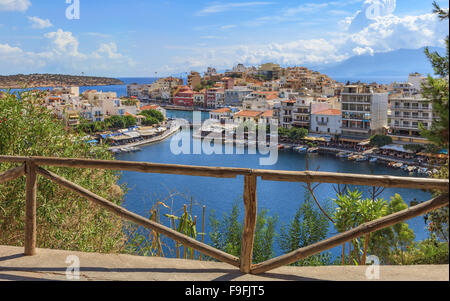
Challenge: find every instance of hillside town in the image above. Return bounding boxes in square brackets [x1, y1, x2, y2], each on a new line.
[127, 64, 438, 147]
[8, 63, 445, 168]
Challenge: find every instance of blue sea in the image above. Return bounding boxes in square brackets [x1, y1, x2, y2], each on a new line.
[116, 125, 433, 261]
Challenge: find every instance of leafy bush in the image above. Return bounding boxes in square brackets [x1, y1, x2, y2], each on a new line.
[370, 135, 393, 147]
[400, 239, 449, 265]
[209, 202, 277, 264]
[279, 193, 332, 266]
[141, 109, 165, 123]
[0, 90, 126, 253]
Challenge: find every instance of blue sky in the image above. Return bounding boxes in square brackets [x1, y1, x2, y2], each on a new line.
[0, 0, 448, 77]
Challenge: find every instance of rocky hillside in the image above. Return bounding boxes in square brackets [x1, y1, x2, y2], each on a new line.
[0, 74, 124, 89]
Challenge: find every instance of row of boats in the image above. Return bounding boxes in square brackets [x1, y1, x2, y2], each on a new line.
[110, 146, 142, 154]
[278, 145, 319, 154]
[336, 152, 436, 176]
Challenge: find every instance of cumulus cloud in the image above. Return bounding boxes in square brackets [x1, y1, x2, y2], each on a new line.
[44, 29, 84, 58]
[0, 29, 134, 75]
[159, 9, 448, 75]
[0, 0, 31, 11]
[93, 42, 124, 59]
[27, 16, 53, 29]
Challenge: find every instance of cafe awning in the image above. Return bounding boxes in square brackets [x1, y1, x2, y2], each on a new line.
[380, 144, 414, 154]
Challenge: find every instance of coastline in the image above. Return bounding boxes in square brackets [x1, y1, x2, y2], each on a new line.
[109, 123, 181, 151]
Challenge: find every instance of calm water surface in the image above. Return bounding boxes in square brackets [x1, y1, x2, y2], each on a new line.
[116, 119, 433, 260]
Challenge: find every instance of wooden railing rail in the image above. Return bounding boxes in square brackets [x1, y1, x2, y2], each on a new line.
[0, 155, 448, 275]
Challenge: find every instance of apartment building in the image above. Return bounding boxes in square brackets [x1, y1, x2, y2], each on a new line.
[225, 86, 253, 106]
[188, 71, 202, 89]
[389, 75, 435, 144]
[341, 85, 388, 142]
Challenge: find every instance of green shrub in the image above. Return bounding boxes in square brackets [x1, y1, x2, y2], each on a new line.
[0, 90, 126, 253]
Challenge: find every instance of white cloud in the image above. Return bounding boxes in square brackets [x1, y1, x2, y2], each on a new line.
[0, 29, 134, 76]
[0, 0, 31, 11]
[157, 10, 448, 75]
[352, 46, 374, 56]
[197, 2, 274, 16]
[93, 42, 123, 59]
[284, 3, 329, 16]
[44, 29, 84, 58]
[27, 16, 53, 29]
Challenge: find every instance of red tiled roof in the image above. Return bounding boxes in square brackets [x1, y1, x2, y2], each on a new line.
[212, 108, 231, 113]
[313, 109, 341, 116]
[141, 105, 160, 111]
[261, 110, 273, 117]
[235, 110, 263, 118]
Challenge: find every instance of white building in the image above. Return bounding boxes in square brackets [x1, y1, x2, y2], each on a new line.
[311, 109, 342, 136]
[341, 85, 388, 141]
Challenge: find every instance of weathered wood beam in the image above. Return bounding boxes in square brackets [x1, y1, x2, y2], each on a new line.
[36, 167, 240, 268]
[24, 161, 38, 256]
[240, 175, 258, 273]
[254, 170, 449, 192]
[251, 194, 449, 275]
[0, 165, 25, 185]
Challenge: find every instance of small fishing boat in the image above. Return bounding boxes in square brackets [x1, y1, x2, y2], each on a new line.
[348, 155, 359, 161]
[418, 167, 428, 175]
[295, 146, 308, 153]
[284, 145, 293, 151]
[407, 166, 418, 173]
[393, 163, 404, 169]
[369, 158, 378, 163]
[278, 144, 285, 150]
[337, 152, 350, 158]
[356, 155, 368, 162]
[129, 147, 141, 152]
[308, 147, 319, 154]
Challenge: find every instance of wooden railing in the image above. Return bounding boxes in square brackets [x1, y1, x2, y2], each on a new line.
[0, 155, 449, 274]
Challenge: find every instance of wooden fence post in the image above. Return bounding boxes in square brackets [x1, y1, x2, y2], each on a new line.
[24, 160, 37, 256]
[240, 175, 258, 274]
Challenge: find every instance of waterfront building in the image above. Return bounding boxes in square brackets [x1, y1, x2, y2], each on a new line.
[206, 87, 223, 109]
[234, 110, 263, 124]
[311, 109, 342, 136]
[224, 86, 253, 106]
[278, 97, 329, 130]
[193, 91, 206, 108]
[388, 75, 435, 144]
[341, 85, 389, 143]
[210, 107, 233, 122]
[215, 89, 225, 108]
[173, 86, 194, 107]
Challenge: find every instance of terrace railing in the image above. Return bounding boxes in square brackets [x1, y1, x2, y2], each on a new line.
[0, 155, 448, 274]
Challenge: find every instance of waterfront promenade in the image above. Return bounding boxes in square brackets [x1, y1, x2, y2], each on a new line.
[108, 122, 182, 151]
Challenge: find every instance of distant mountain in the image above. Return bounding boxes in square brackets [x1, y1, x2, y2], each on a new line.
[314, 47, 445, 78]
